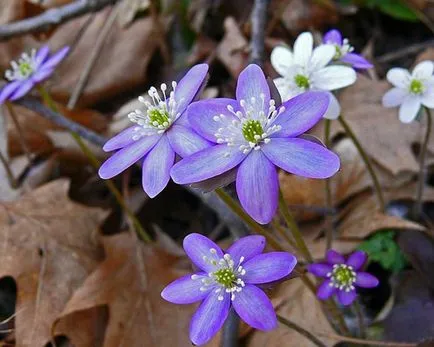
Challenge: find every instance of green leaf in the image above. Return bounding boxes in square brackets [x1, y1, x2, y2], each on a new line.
[379, 1, 419, 22]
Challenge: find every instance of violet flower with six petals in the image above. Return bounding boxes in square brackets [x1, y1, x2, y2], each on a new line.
[308, 250, 379, 306]
[98, 64, 211, 198]
[171, 64, 340, 224]
[161, 233, 297, 346]
[0, 45, 70, 104]
[323, 29, 373, 70]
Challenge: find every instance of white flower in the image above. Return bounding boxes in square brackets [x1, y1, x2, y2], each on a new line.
[270, 32, 357, 119]
[382, 61, 434, 123]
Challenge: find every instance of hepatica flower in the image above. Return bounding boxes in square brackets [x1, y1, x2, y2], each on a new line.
[0, 45, 70, 104]
[161, 233, 297, 345]
[308, 250, 379, 306]
[382, 60, 434, 123]
[270, 32, 357, 119]
[323, 29, 373, 70]
[98, 64, 211, 197]
[171, 64, 340, 224]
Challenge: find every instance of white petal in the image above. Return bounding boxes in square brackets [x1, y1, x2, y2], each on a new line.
[422, 87, 434, 108]
[273, 77, 292, 102]
[323, 92, 341, 119]
[382, 88, 407, 107]
[271, 46, 293, 76]
[412, 60, 434, 80]
[399, 97, 421, 123]
[387, 68, 411, 88]
[293, 32, 313, 66]
[310, 44, 336, 71]
[312, 66, 356, 91]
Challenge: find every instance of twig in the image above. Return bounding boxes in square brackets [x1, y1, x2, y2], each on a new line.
[316, 331, 416, 346]
[221, 308, 240, 347]
[0, 0, 117, 40]
[67, 4, 120, 109]
[5, 103, 33, 164]
[277, 315, 327, 347]
[376, 39, 434, 63]
[250, 0, 270, 66]
[16, 97, 106, 147]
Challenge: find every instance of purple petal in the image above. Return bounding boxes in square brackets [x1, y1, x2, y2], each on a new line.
[170, 144, 246, 184]
[337, 289, 357, 306]
[355, 272, 379, 288]
[323, 29, 342, 45]
[271, 91, 329, 138]
[307, 263, 333, 278]
[34, 45, 50, 67]
[9, 79, 34, 100]
[236, 150, 278, 224]
[175, 64, 209, 115]
[142, 135, 175, 198]
[39, 46, 70, 70]
[242, 252, 297, 284]
[0, 81, 22, 104]
[187, 98, 239, 142]
[232, 285, 277, 330]
[226, 235, 266, 265]
[190, 291, 230, 346]
[102, 126, 138, 152]
[346, 250, 367, 270]
[326, 250, 345, 264]
[317, 279, 336, 300]
[98, 135, 160, 179]
[183, 233, 224, 272]
[341, 53, 373, 70]
[166, 124, 211, 158]
[31, 67, 54, 83]
[236, 64, 270, 117]
[161, 273, 211, 304]
[261, 138, 340, 179]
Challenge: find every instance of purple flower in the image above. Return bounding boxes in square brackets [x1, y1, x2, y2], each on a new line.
[323, 29, 373, 70]
[0, 45, 70, 104]
[170, 64, 340, 224]
[308, 250, 379, 306]
[161, 233, 297, 345]
[98, 64, 211, 198]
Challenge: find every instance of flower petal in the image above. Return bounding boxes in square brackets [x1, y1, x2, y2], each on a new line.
[98, 135, 160, 179]
[166, 124, 211, 158]
[323, 91, 341, 119]
[293, 32, 313, 66]
[341, 53, 373, 70]
[326, 250, 345, 264]
[232, 285, 277, 330]
[161, 273, 211, 304]
[236, 64, 270, 117]
[312, 66, 356, 91]
[34, 45, 50, 67]
[422, 88, 434, 108]
[399, 97, 421, 123]
[190, 291, 230, 346]
[242, 252, 297, 284]
[323, 29, 342, 45]
[174, 63, 209, 115]
[412, 60, 434, 80]
[31, 67, 54, 83]
[273, 77, 293, 102]
[346, 250, 367, 270]
[355, 272, 379, 288]
[170, 144, 246, 184]
[183, 233, 224, 272]
[307, 263, 333, 277]
[271, 91, 329, 138]
[310, 44, 335, 70]
[102, 126, 138, 152]
[9, 79, 35, 100]
[40, 46, 70, 70]
[187, 98, 239, 142]
[142, 135, 175, 198]
[387, 68, 411, 88]
[382, 88, 407, 107]
[226, 235, 266, 265]
[236, 150, 278, 224]
[0, 81, 22, 104]
[270, 46, 294, 76]
[317, 279, 336, 300]
[337, 289, 357, 306]
[262, 138, 340, 179]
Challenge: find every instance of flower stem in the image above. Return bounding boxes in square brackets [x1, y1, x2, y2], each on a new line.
[338, 116, 386, 212]
[272, 219, 297, 249]
[277, 315, 327, 347]
[324, 118, 334, 251]
[353, 299, 366, 338]
[278, 190, 313, 262]
[36, 86, 151, 242]
[413, 107, 432, 219]
[221, 308, 239, 347]
[0, 150, 18, 188]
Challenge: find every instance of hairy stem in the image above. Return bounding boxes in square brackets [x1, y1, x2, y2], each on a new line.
[353, 299, 366, 338]
[277, 315, 327, 347]
[5, 102, 33, 163]
[0, 150, 17, 189]
[324, 118, 334, 251]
